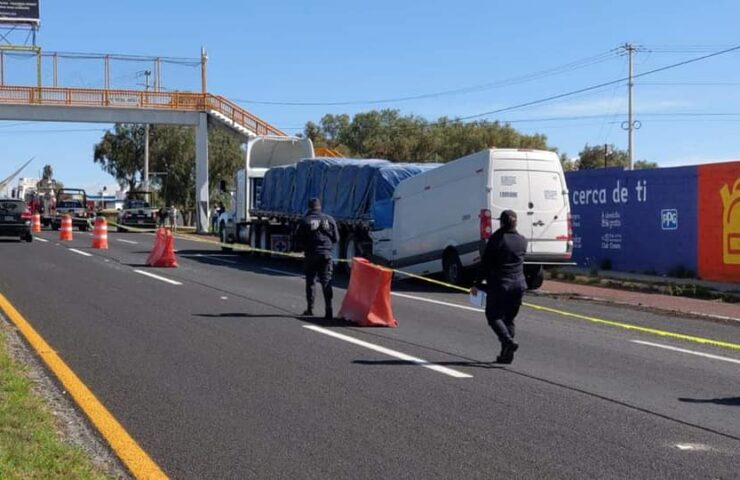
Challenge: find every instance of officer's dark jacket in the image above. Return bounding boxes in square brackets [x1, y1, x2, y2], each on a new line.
[295, 208, 338, 257]
[476, 227, 528, 292]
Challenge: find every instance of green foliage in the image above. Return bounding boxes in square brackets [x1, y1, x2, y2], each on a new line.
[93, 124, 243, 223]
[0, 331, 109, 479]
[577, 144, 629, 170]
[634, 159, 658, 170]
[577, 144, 658, 170]
[304, 109, 550, 162]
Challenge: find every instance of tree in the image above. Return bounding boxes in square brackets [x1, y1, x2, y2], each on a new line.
[93, 124, 145, 191]
[634, 159, 658, 169]
[559, 153, 576, 172]
[36, 164, 62, 190]
[576, 144, 629, 170]
[304, 109, 550, 162]
[93, 124, 243, 224]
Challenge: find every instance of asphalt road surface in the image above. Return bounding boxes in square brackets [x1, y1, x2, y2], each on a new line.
[1, 230, 739, 479]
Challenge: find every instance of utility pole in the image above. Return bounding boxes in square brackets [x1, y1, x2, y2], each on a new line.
[620, 43, 642, 170]
[144, 70, 151, 191]
[604, 144, 609, 169]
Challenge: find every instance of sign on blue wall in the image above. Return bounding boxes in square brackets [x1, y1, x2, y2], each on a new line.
[565, 166, 698, 275]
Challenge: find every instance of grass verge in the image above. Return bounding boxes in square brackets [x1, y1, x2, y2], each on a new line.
[0, 328, 110, 480]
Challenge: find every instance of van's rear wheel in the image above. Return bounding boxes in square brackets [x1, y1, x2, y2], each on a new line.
[442, 249, 464, 285]
[525, 264, 544, 290]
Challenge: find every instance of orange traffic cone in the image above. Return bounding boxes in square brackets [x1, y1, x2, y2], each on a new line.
[59, 215, 73, 241]
[91, 217, 108, 249]
[31, 213, 41, 233]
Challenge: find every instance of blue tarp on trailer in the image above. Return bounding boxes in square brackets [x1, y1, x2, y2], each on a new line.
[260, 158, 440, 223]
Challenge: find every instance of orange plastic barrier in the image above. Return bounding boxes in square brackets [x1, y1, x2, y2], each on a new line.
[91, 217, 108, 249]
[145, 228, 178, 268]
[59, 215, 73, 241]
[338, 257, 398, 327]
[31, 213, 41, 233]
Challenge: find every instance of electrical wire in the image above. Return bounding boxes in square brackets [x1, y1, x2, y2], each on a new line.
[233, 49, 621, 106]
[460, 44, 740, 120]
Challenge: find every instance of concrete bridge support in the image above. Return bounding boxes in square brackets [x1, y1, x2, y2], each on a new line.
[195, 112, 209, 233]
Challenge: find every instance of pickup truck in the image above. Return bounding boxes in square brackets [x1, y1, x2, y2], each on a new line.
[51, 189, 91, 232]
[117, 191, 159, 232]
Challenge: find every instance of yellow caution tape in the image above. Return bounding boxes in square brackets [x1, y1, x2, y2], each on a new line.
[108, 220, 740, 351]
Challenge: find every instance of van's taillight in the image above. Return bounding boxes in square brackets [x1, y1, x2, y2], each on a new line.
[21, 211, 32, 220]
[480, 209, 492, 240]
[556, 214, 574, 241]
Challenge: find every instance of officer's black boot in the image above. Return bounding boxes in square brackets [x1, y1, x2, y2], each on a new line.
[324, 306, 333, 321]
[302, 304, 314, 317]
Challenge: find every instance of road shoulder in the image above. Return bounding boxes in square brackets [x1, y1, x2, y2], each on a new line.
[0, 312, 128, 479]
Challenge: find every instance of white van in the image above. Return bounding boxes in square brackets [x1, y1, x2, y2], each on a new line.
[370, 148, 572, 289]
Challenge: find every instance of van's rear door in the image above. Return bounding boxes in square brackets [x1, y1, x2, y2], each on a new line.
[491, 168, 532, 238]
[527, 168, 569, 255]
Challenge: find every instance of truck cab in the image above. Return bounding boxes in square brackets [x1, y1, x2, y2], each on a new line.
[220, 136, 314, 247]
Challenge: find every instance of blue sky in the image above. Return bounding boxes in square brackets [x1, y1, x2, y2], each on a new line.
[2, 0, 740, 193]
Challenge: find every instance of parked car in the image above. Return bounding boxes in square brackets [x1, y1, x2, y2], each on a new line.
[0, 198, 33, 242]
[117, 191, 159, 232]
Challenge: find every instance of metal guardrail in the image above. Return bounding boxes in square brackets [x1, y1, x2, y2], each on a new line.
[0, 85, 285, 136]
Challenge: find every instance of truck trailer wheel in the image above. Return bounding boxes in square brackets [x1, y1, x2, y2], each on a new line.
[259, 227, 270, 257]
[442, 249, 464, 285]
[340, 234, 358, 273]
[220, 223, 233, 251]
[525, 264, 544, 290]
[249, 225, 258, 254]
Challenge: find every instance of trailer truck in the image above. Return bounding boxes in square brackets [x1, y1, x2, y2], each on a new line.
[220, 137, 572, 289]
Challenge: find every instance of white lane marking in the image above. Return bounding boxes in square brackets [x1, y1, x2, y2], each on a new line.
[263, 267, 301, 277]
[631, 340, 740, 365]
[188, 253, 238, 264]
[68, 248, 93, 257]
[392, 292, 483, 313]
[34, 237, 49, 243]
[116, 239, 138, 245]
[220, 296, 228, 300]
[133, 269, 183, 286]
[262, 267, 483, 313]
[304, 325, 472, 379]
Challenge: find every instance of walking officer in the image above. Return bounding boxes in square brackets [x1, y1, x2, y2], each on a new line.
[296, 198, 339, 320]
[471, 209, 528, 364]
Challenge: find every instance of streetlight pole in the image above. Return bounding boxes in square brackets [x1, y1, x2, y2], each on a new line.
[144, 70, 151, 191]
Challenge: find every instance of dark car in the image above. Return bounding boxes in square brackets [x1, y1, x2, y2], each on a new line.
[0, 199, 33, 242]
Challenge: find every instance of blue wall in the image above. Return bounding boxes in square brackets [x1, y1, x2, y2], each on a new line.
[565, 166, 698, 274]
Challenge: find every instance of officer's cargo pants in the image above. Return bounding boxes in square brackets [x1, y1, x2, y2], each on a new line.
[305, 254, 333, 311]
[485, 288, 523, 344]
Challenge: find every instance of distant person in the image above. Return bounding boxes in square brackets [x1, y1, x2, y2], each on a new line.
[158, 206, 168, 228]
[471, 210, 528, 364]
[168, 205, 178, 232]
[295, 198, 338, 320]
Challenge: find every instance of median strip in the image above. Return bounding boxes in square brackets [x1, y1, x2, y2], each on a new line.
[0, 292, 167, 479]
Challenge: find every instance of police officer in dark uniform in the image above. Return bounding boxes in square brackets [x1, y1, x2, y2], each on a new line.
[296, 198, 339, 320]
[471, 209, 528, 364]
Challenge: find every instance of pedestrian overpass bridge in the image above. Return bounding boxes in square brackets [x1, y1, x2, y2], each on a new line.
[0, 84, 287, 232]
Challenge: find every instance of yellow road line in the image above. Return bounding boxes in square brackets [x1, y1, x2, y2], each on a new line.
[112, 222, 740, 352]
[523, 302, 740, 351]
[0, 292, 168, 480]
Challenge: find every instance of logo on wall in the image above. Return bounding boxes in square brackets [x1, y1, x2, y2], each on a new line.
[721, 179, 740, 265]
[660, 209, 678, 230]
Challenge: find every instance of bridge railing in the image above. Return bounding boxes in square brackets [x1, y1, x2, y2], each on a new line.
[0, 85, 284, 136]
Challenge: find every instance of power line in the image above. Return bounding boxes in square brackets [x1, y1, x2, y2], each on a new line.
[460, 44, 740, 120]
[233, 49, 620, 106]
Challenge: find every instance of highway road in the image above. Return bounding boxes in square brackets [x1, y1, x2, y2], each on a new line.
[1, 230, 739, 479]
